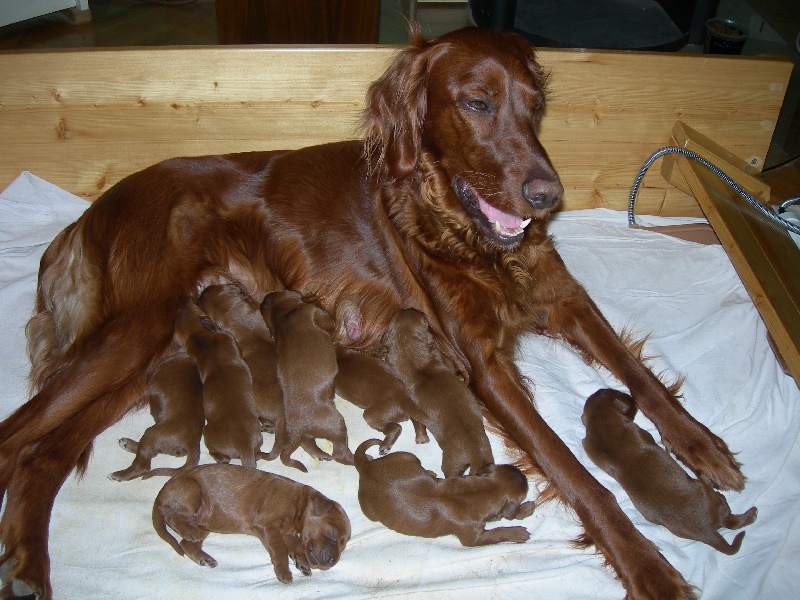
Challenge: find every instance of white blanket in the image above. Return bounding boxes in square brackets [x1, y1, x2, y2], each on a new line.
[1, 172, 798, 599]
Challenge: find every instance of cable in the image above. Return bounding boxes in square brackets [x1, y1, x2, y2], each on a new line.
[628, 146, 800, 237]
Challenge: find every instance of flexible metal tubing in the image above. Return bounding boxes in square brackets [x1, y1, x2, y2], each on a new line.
[627, 146, 800, 237]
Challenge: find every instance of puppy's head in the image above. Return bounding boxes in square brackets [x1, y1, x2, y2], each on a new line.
[260, 289, 302, 325]
[382, 308, 439, 366]
[299, 494, 351, 571]
[475, 463, 530, 518]
[582, 389, 637, 428]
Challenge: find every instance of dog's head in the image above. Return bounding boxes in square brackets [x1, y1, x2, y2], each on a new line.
[364, 26, 562, 253]
[298, 493, 351, 571]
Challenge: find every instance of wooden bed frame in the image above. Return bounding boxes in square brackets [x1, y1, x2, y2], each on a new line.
[0, 44, 792, 216]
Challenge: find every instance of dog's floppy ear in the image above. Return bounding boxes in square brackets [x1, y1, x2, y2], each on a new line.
[310, 494, 335, 517]
[363, 28, 439, 181]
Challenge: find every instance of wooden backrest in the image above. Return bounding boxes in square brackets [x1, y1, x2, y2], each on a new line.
[0, 45, 791, 214]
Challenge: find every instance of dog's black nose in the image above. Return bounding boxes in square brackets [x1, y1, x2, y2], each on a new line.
[522, 178, 563, 210]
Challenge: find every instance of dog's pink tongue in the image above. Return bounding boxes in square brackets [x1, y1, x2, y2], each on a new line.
[478, 197, 523, 230]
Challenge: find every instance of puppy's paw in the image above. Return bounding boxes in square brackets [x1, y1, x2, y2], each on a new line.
[274, 566, 293, 584]
[117, 438, 138, 453]
[512, 501, 536, 520]
[293, 556, 312, 577]
[197, 556, 218, 569]
[503, 526, 530, 543]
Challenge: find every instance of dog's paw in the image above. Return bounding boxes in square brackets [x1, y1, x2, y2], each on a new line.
[504, 526, 530, 543]
[663, 431, 745, 492]
[0, 556, 47, 599]
[621, 554, 699, 600]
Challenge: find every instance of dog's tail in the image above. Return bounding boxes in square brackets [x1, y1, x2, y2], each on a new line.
[354, 439, 382, 473]
[152, 497, 185, 557]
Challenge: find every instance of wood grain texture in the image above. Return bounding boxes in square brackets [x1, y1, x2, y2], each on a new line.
[0, 45, 792, 209]
[677, 154, 800, 385]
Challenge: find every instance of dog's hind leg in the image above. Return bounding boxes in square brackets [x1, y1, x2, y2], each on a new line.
[0, 311, 174, 454]
[0, 380, 145, 600]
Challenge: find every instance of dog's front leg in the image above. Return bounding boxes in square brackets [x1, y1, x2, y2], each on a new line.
[471, 351, 697, 599]
[547, 294, 744, 492]
[253, 524, 293, 583]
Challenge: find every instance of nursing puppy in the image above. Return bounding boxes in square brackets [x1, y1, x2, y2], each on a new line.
[152, 463, 351, 583]
[109, 348, 204, 481]
[174, 300, 263, 468]
[582, 389, 757, 554]
[197, 284, 284, 433]
[355, 439, 534, 545]
[335, 345, 430, 454]
[261, 290, 354, 472]
[382, 308, 493, 477]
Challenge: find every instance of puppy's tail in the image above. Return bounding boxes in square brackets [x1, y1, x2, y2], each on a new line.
[152, 497, 185, 557]
[354, 439, 382, 473]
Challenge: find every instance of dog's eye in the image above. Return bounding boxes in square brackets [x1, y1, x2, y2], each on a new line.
[463, 99, 491, 113]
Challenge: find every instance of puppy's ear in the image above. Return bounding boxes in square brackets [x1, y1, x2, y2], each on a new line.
[311, 306, 336, 334]
[309, 494, 335, 517]
[612, 393, 638, 420]
[198, 314, 218, 333]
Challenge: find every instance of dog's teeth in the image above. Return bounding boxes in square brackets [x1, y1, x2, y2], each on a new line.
[494, 220, 501, 232]
[521, 218, 532, 229]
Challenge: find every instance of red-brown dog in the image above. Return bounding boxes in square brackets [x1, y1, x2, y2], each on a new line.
[261, 290, 353, 472]
[197, 283, 284, 433]
[174, 300, 263, 468]
[108, 348, 204, 481]
[152, 463, 351, 583]
[355, 439, 534, 546]
[335, 345, 429, 454]
[382, 308, 493, 477]
[582, 389, 757, 554]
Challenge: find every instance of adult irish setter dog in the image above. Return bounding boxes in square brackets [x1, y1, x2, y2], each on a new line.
[0, 26, 742, 599]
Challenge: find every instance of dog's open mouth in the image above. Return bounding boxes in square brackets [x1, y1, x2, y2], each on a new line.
[453, 176, 531, 246]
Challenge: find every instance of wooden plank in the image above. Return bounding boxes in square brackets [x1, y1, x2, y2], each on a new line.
[676, 154, 800, 385]
[661, 121, 772, 202]
[0, 45, 792, 210]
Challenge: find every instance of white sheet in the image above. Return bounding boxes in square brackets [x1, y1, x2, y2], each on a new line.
[1, 172, 798, 599]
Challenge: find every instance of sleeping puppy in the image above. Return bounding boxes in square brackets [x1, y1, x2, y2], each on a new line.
[582, 388, 757, 554]
[109, 348, 204, 481]
[335, 345, 430, 454]
[355, 439, 534, 546]
[197, 283, 284, 433]
[152, 463, 351, 583]
[381, 308, 494, 477]
[260, 290, 354, 472]
[174, 299, 264, 468]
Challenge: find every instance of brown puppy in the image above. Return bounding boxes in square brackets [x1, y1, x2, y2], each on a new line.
[355, 439, 534, 545]
[174, 300, 263, 468]
[335, 345, 429, 454]
[582, 389, 757, 554]
[382, 308, 493, 477]
[109, 348, 204, 481]
[261, 290, 354, 472]
[197, 284, 284, 433]
[152, 463, 351, 583]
